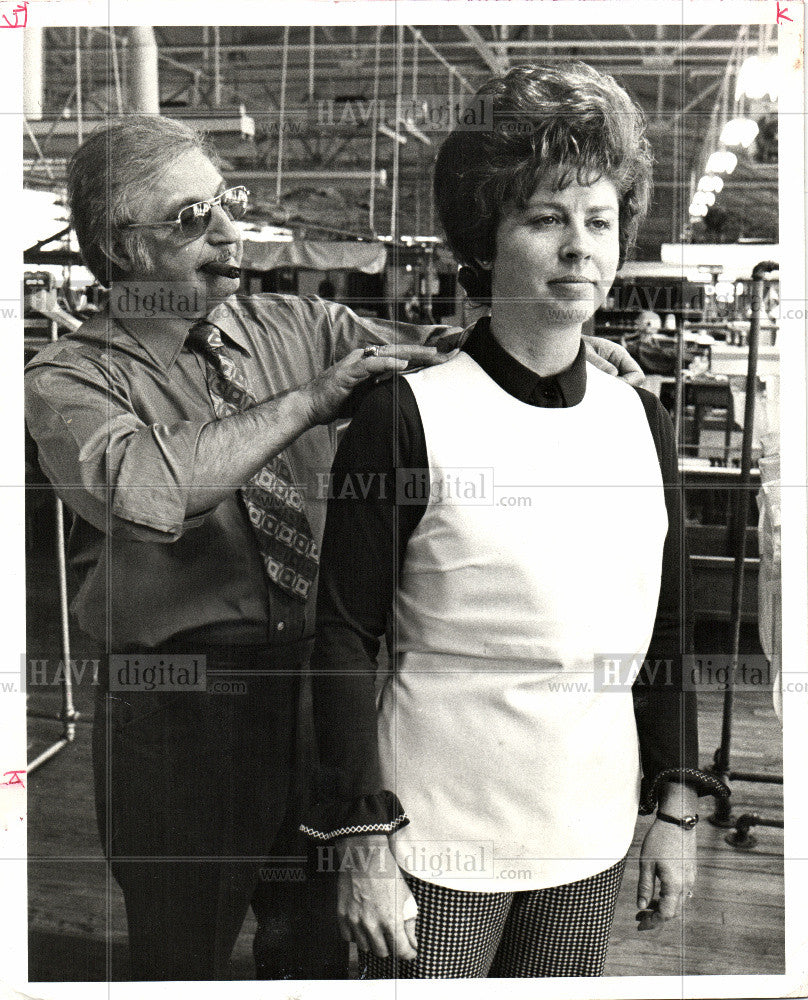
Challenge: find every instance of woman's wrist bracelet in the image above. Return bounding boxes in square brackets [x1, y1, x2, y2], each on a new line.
[656, 810, 699, 830]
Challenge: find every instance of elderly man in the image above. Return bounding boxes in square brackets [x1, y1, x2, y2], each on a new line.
[24, 115, 642, 981]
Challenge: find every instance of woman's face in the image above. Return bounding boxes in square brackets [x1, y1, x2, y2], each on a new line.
[489, 174, 621, 331]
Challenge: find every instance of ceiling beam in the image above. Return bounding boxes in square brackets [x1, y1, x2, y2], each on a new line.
[44, 29, 776, 58]
[688, 25, 717, 42]
[474, 38, 775, 52]
[406, 27, 475, 92]
[669, 79, 721, 123]
[457, 25, 509, 74]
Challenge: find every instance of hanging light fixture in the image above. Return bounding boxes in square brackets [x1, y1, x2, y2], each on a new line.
[689, 202, 708, 218]
[697, 174, 725, 193]
[720, 117, 759, 147]
[735, 55, 780, 102]
[706, 150, 738, 175]
[693, 190, 716, 208]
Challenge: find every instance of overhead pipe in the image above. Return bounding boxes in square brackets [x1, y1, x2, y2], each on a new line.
[228, 169, 387, 185]
[127, 27, 160, 114]
[23, 25, 44, 120]
[64, 38, 769, 56]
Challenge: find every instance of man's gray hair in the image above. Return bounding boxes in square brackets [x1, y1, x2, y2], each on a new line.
[67, 115, 212, 284]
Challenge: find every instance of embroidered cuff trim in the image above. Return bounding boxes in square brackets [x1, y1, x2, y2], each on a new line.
[299, 813, 409, 842]
[639, 767, 731, 815]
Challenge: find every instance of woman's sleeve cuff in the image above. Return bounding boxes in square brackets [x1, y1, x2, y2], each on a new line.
[639, 767, 731, 815]
[299, 790, 409, 842]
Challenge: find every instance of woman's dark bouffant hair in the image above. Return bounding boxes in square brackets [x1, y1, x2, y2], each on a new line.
[434, 62, 654, 302]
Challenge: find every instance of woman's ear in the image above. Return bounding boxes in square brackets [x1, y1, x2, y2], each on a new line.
[457, 264, 492, 302]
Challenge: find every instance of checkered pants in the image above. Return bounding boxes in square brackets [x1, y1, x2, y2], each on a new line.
[359, 857, 626, 979]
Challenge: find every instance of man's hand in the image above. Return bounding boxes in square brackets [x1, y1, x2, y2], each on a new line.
[302, 345, 458, 426]
[636, 819, 697, 927]
[335, 834, 418, 960]
[582, 335, 645, 387]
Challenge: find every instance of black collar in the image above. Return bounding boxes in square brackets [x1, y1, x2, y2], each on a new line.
[462, 315, 587, 407]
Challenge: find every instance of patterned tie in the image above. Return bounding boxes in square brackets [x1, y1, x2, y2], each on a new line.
[187, 321, 319, 602]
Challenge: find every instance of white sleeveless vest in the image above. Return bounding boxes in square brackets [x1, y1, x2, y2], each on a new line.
[379, 352, 669, 891]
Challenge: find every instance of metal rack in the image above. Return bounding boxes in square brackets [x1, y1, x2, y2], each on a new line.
[707, 260, 783, 849]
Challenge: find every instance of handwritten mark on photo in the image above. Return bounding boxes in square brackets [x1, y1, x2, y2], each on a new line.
[0, 2, 27, 28]
[776, 2, 793, 24]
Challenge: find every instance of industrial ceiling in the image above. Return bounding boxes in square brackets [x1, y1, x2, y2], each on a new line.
[24, 24, 779, 262]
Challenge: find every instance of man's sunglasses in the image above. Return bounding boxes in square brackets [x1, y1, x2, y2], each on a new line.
[124, 186, 250, 238]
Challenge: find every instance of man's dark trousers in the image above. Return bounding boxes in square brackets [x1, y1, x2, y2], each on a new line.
[92, 637, 348, 980]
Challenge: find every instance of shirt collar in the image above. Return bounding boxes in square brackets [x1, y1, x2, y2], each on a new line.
[83, 295, 253, 372]
[462, 315, 587, 407]
[201, 297, 253, 358]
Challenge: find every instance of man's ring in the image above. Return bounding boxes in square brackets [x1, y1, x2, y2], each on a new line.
[362, 345, 380, 358]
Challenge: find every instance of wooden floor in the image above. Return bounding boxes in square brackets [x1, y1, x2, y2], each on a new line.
[25, 520, 784, 981]
[606, 688, 784, 977]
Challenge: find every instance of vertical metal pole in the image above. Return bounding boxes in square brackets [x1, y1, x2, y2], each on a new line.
[55, 501, 76, 741]
[27, 320, 78, 774]
[711, 261, 775, 819]
[120, 35, 128, 98]
[673, 321, 685, 453]
[367, 27, 382, 238]
[411, 33, 418, 102]
[75, 27, 83, 145]
[422, 246, 435, 323]
[390, 25, 404, 243]
[308, 26, 315, 100]
[275, 27, 289, 203]
[201, 24, 209, 82]
[414, 144, 422, 236]
[110, 28, 123, 113]
[213, 27, 221, 108]
[50, 317, 76, 742]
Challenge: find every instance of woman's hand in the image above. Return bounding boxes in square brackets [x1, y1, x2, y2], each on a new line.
[582, 334, 645, 386]
[336, 834, 418, 960]
[637, 819, 697, 926]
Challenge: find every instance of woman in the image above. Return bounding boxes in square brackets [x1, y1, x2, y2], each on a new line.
[302, 63, 728, 979]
